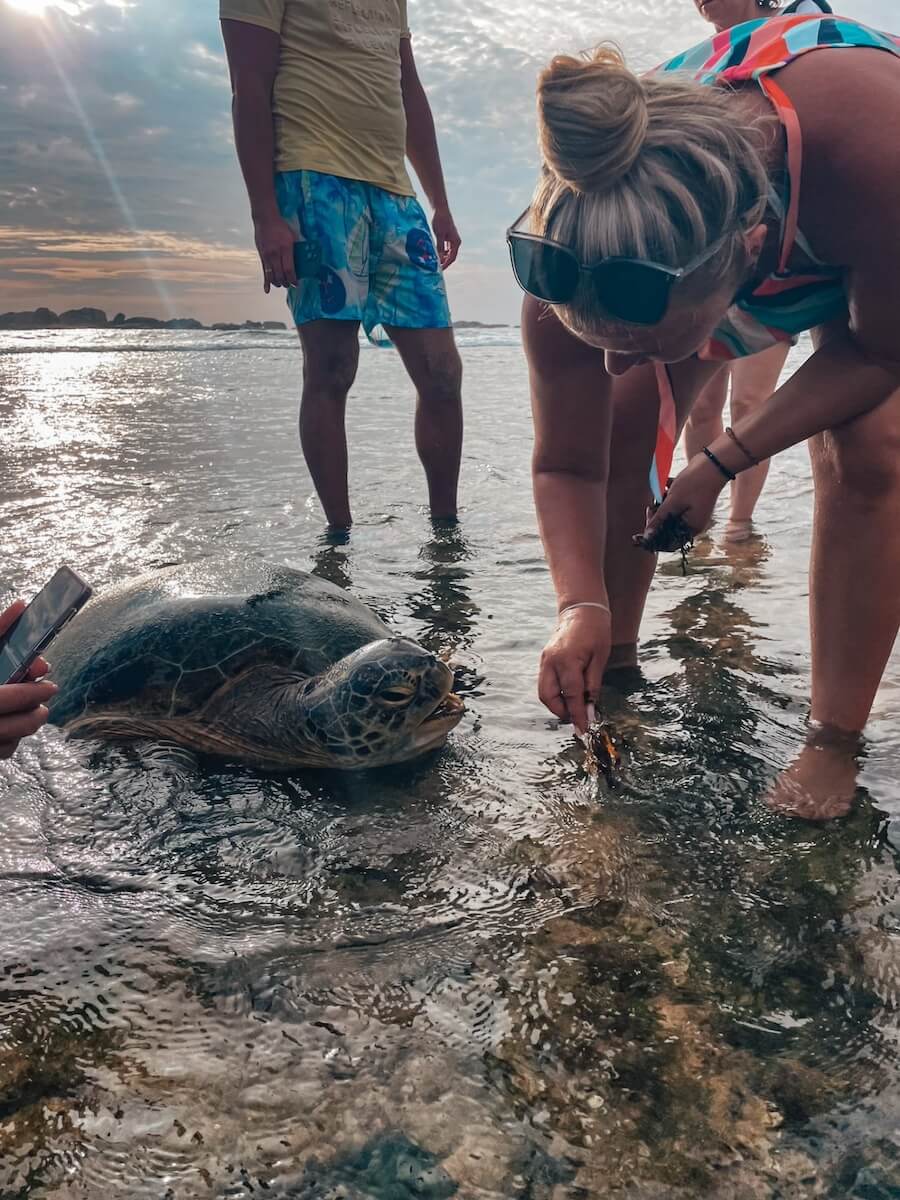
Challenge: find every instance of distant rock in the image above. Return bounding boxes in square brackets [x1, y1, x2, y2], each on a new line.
[120, 316, 165, 328]
[0, 308, 60, 329]
[0, 307, 309, 333]
[59, 307, 107, 328]
[454, 320, 507, 329]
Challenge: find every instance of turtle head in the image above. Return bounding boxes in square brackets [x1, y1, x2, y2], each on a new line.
[296, 638, 464, 768]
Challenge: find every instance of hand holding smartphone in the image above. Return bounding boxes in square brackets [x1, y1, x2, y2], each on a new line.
[0, 567, 92, 685]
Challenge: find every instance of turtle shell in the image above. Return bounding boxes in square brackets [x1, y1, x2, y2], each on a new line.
[48, 555, 391, 727]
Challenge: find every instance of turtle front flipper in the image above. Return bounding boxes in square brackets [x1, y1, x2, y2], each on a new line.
[65, 709, 329, 771]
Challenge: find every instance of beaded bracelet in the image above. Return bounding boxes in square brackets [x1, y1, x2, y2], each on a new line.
[702, 446, 736, 482]
[725, 426, 759, 467]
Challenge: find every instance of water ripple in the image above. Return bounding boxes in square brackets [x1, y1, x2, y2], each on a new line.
[2, 335, 899, 1197]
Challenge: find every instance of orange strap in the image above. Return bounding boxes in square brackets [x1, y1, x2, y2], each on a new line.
[649, 364, 677, 505]
[759, 74, 804, 273]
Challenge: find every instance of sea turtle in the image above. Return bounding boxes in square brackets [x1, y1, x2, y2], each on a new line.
[47, 556, 464, 770]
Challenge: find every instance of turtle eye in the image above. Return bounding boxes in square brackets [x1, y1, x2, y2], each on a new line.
[378, 683, 417, 707]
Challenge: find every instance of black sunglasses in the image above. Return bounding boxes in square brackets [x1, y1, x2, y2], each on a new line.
[506, 209, 732, 326]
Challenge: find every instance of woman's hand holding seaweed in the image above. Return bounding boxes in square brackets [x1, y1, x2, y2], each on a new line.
[634, 453, 729, 553]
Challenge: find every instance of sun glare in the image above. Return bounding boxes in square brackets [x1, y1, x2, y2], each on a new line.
[7, 0, 82, 16]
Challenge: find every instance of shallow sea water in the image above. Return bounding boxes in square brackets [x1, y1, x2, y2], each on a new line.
[1, 328, 900, 1199]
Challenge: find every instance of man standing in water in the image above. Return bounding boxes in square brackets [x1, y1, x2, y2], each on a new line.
[220, 0, 463, 531]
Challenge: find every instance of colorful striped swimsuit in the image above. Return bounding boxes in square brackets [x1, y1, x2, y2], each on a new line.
[649, 14, 900, 504]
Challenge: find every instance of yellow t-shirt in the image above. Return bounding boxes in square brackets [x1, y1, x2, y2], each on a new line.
[220, 0, 413, 196]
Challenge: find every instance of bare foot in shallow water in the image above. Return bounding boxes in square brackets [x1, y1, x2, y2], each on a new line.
[765, 728, 862, 822]
[723, 517, 754, 543]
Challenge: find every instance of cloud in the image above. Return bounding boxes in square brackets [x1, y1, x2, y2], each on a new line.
[0, 0, 896, 323]
[0, 224, 266, 321]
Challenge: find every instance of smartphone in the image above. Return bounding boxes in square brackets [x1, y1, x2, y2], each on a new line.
[1, 567, 92, 685]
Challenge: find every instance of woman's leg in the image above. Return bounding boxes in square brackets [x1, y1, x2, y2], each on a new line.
[682, 368, 729, 465]
[606, 359, 726, 669]
[725, 343, 790, 536]
[604, 366, 666, 667]
[768, 378, 900, 820]
[807, 387, 900, 734]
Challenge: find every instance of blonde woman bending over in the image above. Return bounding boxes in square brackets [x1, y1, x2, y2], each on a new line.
[511, 10, 900, 819]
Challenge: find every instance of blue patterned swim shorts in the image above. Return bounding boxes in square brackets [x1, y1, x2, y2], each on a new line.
[275, 170, 452, 345]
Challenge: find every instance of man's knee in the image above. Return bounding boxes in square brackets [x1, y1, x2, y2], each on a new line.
[415, 347, 463, 404]
[303, 354, 358, 399]
[301, 329, 360, 398]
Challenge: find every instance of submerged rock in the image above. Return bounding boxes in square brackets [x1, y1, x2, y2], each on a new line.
[0, 993, 124, 1194]
[295, 1134, 458, 1199]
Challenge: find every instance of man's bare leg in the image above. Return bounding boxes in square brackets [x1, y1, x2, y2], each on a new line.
[297, 319, 361, 530]
[385, 325, 463, 521]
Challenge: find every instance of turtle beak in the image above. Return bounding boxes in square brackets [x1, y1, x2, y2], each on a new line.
[418, 658, 465, 744]
[412, 691, 464, 753]
[422, 690, 465, 728]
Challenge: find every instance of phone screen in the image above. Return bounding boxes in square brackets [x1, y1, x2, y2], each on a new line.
[0, 568, 92, 684]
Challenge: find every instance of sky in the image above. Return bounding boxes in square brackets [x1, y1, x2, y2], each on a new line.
[0, 0, 894, 326]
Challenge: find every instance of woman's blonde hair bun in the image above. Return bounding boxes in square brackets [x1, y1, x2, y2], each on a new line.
[537, 46, 649, 195]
